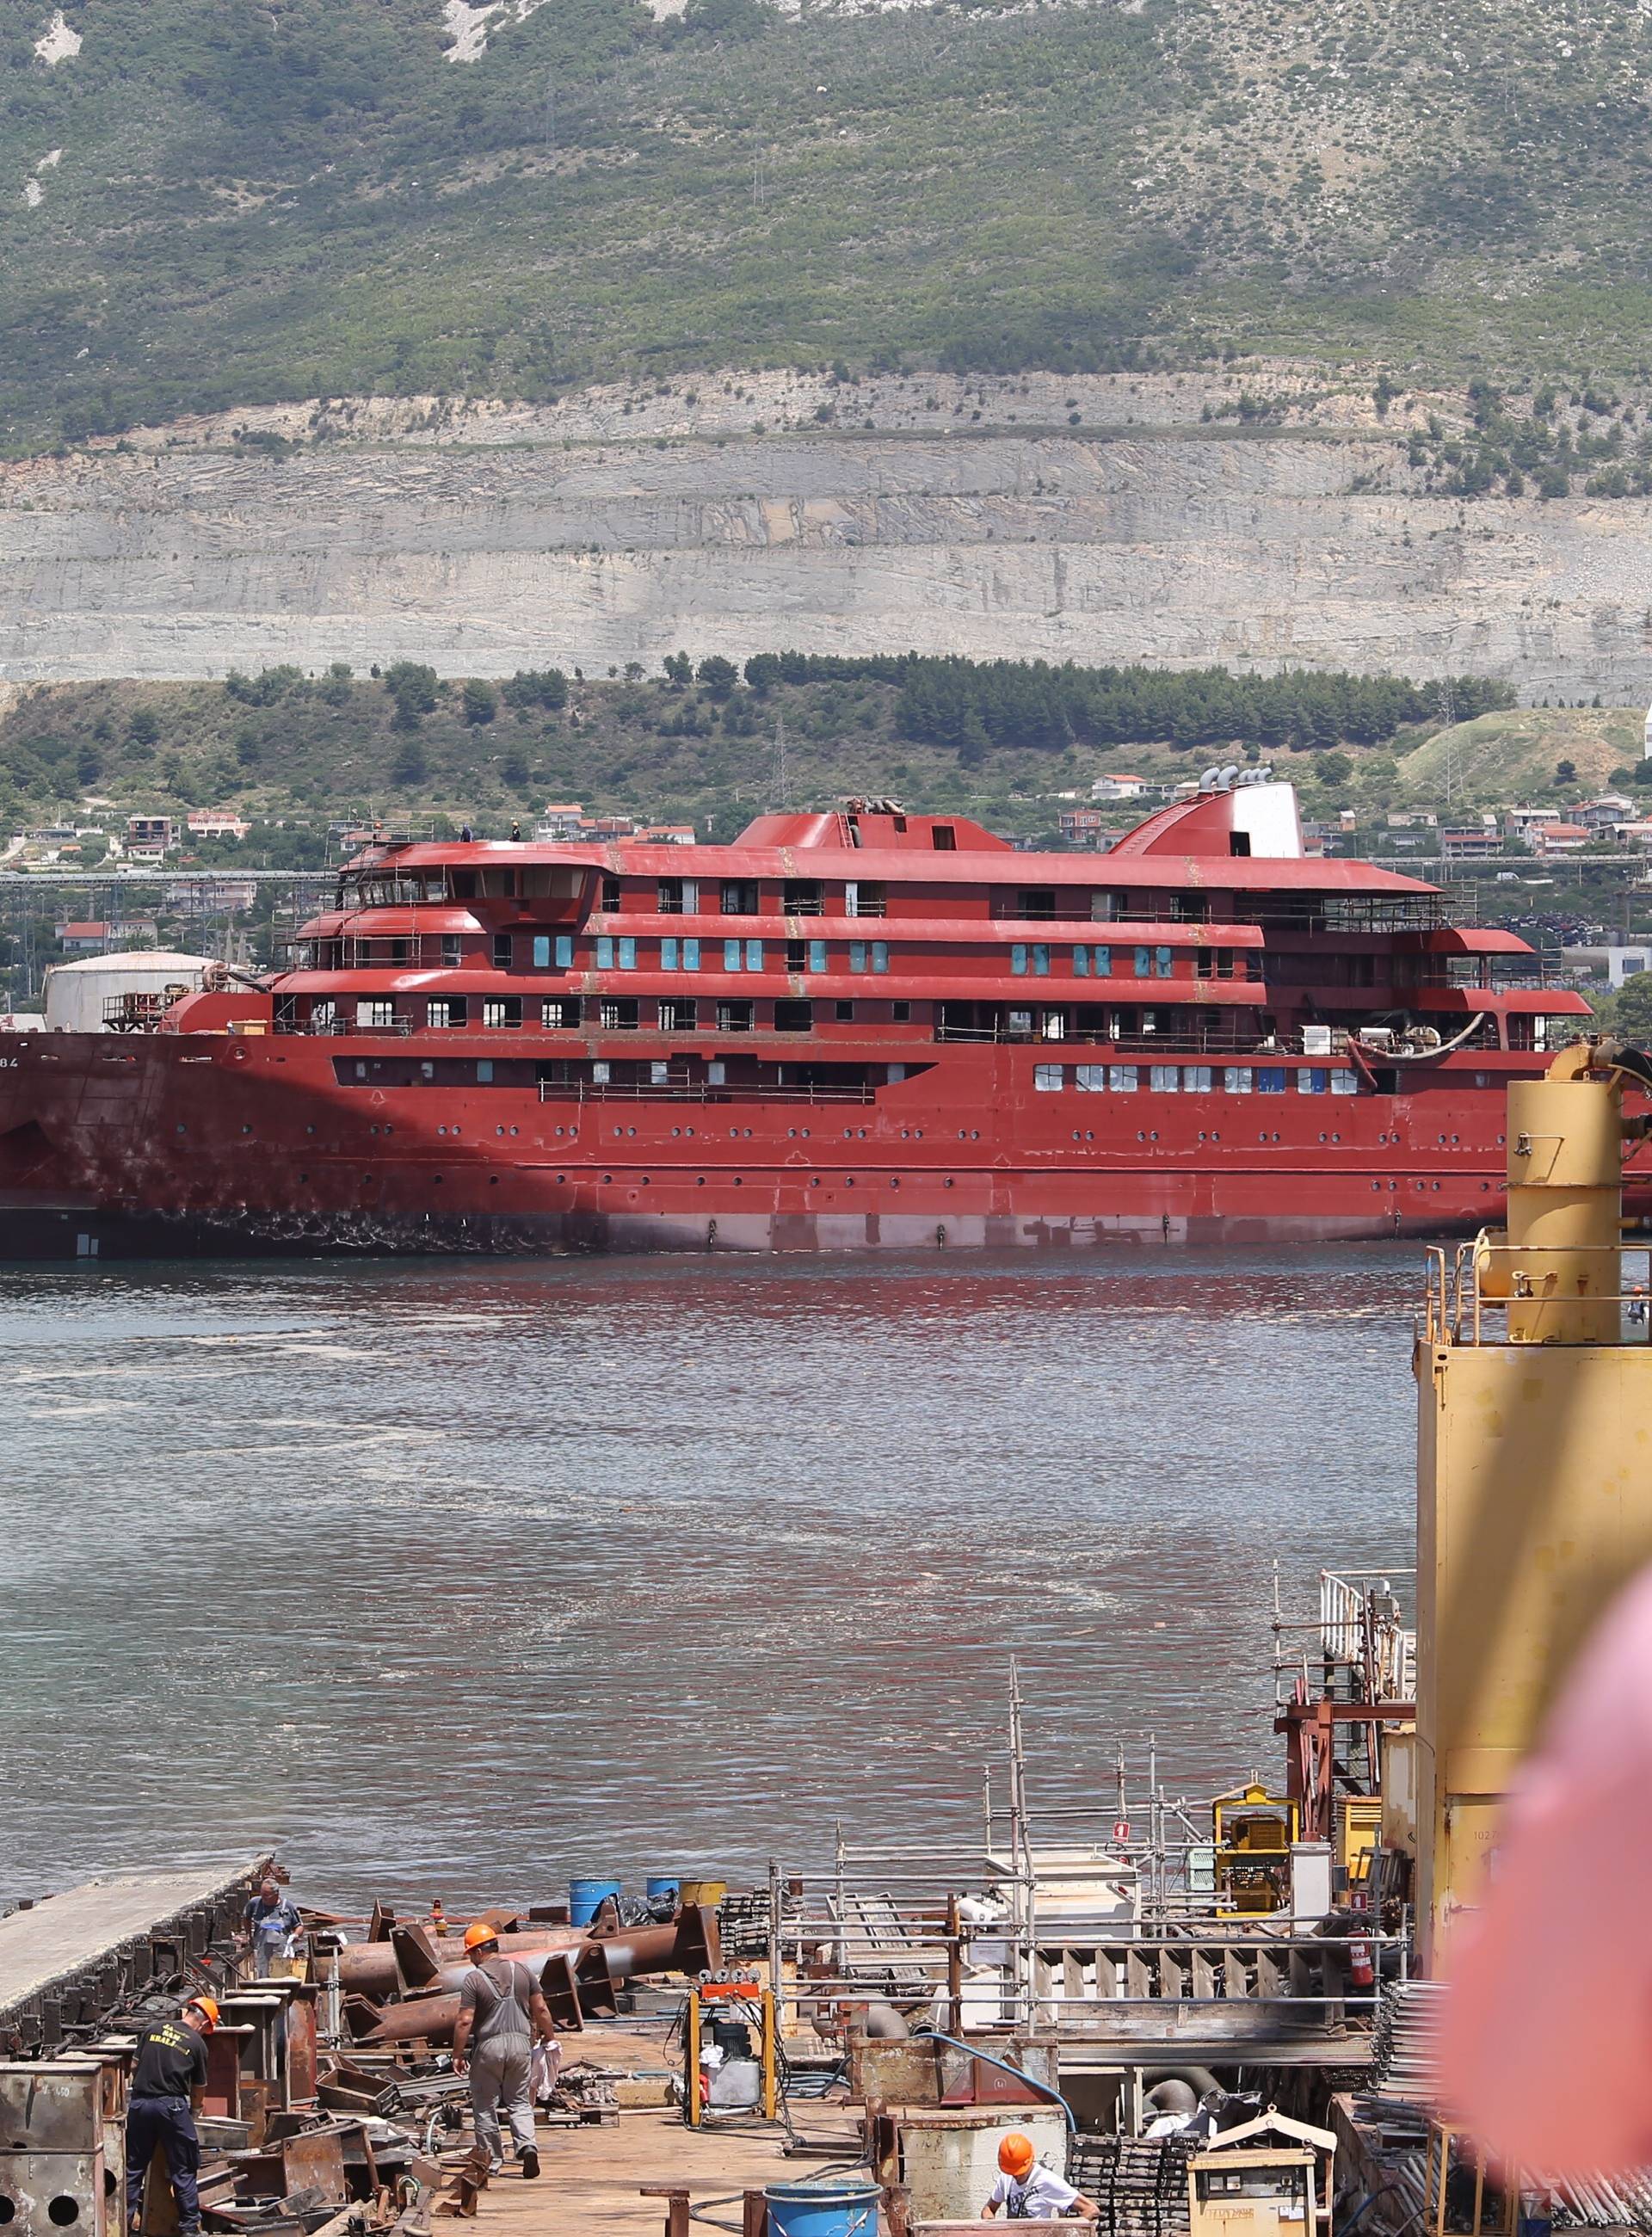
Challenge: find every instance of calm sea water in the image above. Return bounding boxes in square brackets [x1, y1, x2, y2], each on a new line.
[0, 1249, 1421, 1911]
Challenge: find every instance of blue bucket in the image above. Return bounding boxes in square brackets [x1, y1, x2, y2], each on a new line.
[763, 2176, 881, 2237]
[645, 1876, 681, 1901]
[568, 1877, 622, 1926]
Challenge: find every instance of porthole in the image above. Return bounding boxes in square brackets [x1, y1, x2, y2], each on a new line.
[734, 1176, 743, 1186]
[497, 1125, 506, 1137]
[176, 1124, 187, 1136]
[890, 1177, 899, 1189]
[943, 1177, 954, 1188]
[602, 1173, 613, 1183]
[1085, 1131, 1094, 1143]
[671, 1127, 681, 1138]
[509, 1125, 518, 1137]
[810, 1176, 821, 1186]
[557, 1173, 565, 1182]
[489, 1175, 500, 1186]
[555, 1125, 564, 1137]
[696, 1176, 706, 1186]
[847, 1177, 856, 1187]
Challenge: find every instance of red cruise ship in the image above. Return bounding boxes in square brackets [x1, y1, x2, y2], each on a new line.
[0, 780, 1599, 1259]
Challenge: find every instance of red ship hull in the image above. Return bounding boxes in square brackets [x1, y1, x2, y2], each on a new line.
[0, 1027, 1566, 1260]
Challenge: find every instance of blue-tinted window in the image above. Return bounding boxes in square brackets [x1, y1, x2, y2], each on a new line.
[1155, 946, 1174, 978]
[746, 940, 764, 972]
[724, 939, 743, 972]
[808, 940, 828, 973]
[556, 934, 573, 969]
[1256, 1067, 1288, 1094]
[662, 938, 680, 971]
[1075, 945, 1111, 977]
[532, 934, 551, 968]
[1029, 944, 1049, 977]
[1134, 946, 1151, 977]
[683, 938, 700, 970]
[850, 941, 869, 973]
[872, 942, 889, 974]
[1011, 945, 1029, 976]
[618, 937, 637, 971]
[596, 936, 614, 969]
[1297, 1067, 1329, 1095]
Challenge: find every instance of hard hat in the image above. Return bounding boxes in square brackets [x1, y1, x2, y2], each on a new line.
[185, 1995, 220, 2031]
[463, 1921, 499, 1952]
[998, 2133, 1036, 2179]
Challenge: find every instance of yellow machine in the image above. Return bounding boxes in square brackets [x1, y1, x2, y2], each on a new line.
[1211, 1786, 1300, 1915]
[1187, 2110, 1337, 2237]
[682, 1977, 778, 2129]
[1415, 1038, 1652, 1963]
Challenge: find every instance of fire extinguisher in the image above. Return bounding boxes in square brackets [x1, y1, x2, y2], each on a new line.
[1347, 1934, 1375, 1990]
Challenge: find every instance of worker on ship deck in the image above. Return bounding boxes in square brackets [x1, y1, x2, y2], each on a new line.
[241, 1876, 304, 1979]
[981, 2133, 1100, 2221]
[452, 1921, 558, 2178]
[125, 1995, 218, 2237]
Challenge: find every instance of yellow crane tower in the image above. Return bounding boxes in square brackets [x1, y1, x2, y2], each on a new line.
[1415, 1037, 1652, 1966]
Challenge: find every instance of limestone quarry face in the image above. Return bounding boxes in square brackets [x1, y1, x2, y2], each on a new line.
[3, 373, 1649, 694]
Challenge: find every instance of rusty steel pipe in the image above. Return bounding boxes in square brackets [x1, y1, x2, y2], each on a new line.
[332, 1927, 586, 2000]
[361, 1911, 718, 2045]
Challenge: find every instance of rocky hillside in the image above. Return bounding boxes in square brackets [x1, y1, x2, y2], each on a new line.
[6, 375, 1652, 694]
[9, 0, 1652, 449]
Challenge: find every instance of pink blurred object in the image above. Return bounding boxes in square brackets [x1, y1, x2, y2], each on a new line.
[1442, 1562, 1652, 2174]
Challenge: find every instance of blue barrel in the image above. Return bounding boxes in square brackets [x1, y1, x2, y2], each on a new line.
[645, 1876, 681, 1901]
[568, 1877, 622, 1926]
[763, 2177, 881, 2237]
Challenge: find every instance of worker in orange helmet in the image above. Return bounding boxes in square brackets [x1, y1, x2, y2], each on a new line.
[451, 1922, 558, 2180]
[982, 2130, 1099, 2221]
[125, 1996, 219, 2237]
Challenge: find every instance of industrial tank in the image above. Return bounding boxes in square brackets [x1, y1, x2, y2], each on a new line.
[42, 952, 212, 1033]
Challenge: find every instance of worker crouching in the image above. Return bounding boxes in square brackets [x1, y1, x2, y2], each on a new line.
[451, 1921, 558, 2178]
[126, 1995, 219, 2237]
[982, 2132, 1100, 2222]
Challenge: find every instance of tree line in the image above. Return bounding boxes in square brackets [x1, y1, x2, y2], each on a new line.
[742, 652, 1513, 758]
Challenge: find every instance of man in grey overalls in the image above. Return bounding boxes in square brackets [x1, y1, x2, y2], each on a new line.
[450, 1922, 558, 2178]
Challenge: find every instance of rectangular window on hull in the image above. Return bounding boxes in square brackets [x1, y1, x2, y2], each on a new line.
[601, 876, 622, 910]
[427, 997, 468, 1029]
[492, 934, 512, 970]
[774, 999, 813, 1032]
[357, 999, 395, 1028]
[784, 880, 823, 915]
[721, 881, 759, 915]
[1109, 1064, 1139, 1093]
[661, 937, 702, 970]
[1332, 1068, 1358, 1095]
[1298, 1068, 1330, 1095]
[717, 1000, 753, 1032]
[1076, 1064, 1106, 1092]
[835, 1000, 855, 1022]
[722, 939, 763, 972]
[1034, 1064, 1064, 1092]
[441, 936, 462, 968]
[1150, 1064, 1180, 1093]
[1225, 1067, 1254, 1094]
[1185, 1065, 1214, 1092]
[809, 940, 827, 973]
[658, 878, 698, 914]
[659, 997, 699, 1032]
[619, 937, 637, 970]
[532, 934, 575, 969]
[483, 998, 521, 1029]
[1074, 946, 1113, 977]
[1256, 1067, 1288, 1094]
[600, 997, 638, 1030]
[541, 997, 578, 1028]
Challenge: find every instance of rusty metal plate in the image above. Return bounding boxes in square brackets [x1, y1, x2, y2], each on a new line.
[284, 1999, 317, 2108]
[0, 2147, 109, 2237]
[0, 2066, 105, 2154]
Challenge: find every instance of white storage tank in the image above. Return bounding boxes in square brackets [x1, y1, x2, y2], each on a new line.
[897, 2107, 1071, 2222]
[43, 952, 213, 1034]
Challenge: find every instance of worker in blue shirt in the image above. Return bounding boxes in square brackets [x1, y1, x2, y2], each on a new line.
[241, 1879, 304, 1979]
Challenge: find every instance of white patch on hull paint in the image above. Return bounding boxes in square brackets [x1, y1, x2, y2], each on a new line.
[441, 0, 551, 62]
[34, 11, 81, 65]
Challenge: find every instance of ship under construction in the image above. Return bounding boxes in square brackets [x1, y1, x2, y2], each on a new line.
[0, 776, 1595, 1259]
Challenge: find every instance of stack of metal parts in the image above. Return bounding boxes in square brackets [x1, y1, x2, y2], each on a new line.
[1369, 1979, 1447, 2107]
[1068, 2135, 1194, 2237]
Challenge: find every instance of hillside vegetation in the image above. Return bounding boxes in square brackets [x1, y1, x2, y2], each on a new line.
[11, 0, 1652, 449]
[1395, 708, 1647, 804]
[0, 656, 1507, 844]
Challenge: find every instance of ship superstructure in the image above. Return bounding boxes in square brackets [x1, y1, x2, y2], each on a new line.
[0, 780, 1592, 1256]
